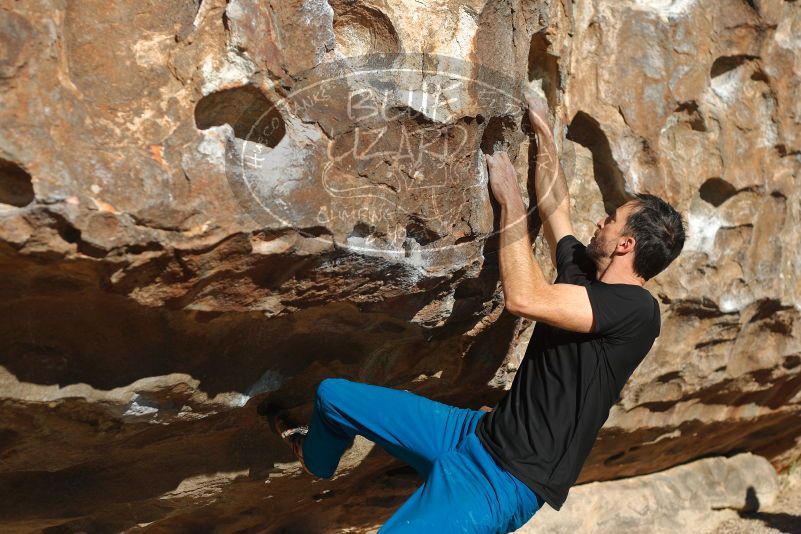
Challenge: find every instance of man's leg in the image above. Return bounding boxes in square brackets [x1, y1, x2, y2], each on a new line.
[379, 432, 545, 533]
[302, 377, 480, 479]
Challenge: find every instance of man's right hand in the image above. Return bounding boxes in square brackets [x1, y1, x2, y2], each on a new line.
[523, 85, 573, 271]
[525, 90, 550, 132]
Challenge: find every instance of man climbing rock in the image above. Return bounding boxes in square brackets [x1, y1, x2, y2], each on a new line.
[261, 92, 686, 533]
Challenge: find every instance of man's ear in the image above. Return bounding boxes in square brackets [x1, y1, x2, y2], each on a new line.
[621, 235, 636, 253]
[616, 234, 635, 253]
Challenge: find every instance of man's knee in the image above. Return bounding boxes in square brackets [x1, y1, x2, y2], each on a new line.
[305, 452, 337, 480]
[315, 377, 349, 407]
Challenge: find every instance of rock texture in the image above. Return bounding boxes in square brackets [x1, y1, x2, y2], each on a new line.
[515, 452, 780, 534]
[708, 461, 801, 534]
[0, 0, 799, 532]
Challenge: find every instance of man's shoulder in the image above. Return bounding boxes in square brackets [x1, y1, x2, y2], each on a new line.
[585, 282, 661, 339]
[556, 233, 583, 248]
[555, 234, 586, 260]
[555, 235, 595, 284]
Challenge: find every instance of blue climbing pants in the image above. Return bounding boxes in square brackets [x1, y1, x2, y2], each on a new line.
[302, 377, 545, 533]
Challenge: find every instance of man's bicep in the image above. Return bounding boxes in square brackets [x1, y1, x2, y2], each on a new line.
[509, 283, 595, 333]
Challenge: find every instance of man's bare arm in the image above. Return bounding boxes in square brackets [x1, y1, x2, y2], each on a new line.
[485, 151, 595, 333]
[527, 94, 574, 270]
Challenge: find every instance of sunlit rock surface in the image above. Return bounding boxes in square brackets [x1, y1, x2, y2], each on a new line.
[0, 0, 799, 531]
[516, 453, 780, 534]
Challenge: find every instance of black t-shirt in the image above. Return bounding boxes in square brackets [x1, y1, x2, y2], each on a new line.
[475, 234, 661, 511]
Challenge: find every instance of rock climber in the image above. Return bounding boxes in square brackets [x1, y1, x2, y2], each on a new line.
[260, 91, 686, 533]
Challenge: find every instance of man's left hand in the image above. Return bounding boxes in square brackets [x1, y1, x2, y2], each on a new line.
[485, 151, 521, 207]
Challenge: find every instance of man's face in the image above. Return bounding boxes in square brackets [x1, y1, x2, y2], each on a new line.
[586, 201, 637, 263]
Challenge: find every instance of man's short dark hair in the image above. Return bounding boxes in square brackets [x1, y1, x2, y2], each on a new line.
[623, 192, 686, 281]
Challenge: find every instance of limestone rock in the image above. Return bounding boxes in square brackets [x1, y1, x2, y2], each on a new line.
[515, 453, 780, 534]
[0, 0, 799, 532]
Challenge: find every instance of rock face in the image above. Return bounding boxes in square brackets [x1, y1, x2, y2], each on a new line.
[0, 0, 799, 532]
[515, 453, 780, 534]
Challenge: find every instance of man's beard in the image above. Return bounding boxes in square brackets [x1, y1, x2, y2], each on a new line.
[586, 236, 607, 262]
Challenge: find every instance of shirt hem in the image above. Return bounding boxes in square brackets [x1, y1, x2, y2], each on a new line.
[475, 423, 566, 512]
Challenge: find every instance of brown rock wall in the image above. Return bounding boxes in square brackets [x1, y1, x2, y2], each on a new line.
[0, 0, 799, 531]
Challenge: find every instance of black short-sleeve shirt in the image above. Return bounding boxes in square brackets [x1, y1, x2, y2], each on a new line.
[475, 234, 661, 511]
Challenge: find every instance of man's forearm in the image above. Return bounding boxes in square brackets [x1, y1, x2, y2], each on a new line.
[498, 196, 550, 311]
[530, 112, 570, 223]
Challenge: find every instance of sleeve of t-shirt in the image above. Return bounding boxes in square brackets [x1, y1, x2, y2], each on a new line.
[585, 284, 656, 341]
[555, 234, 594, 285]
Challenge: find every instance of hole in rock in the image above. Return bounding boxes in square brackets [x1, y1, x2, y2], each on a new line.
[750, 69, 769, 83]
[348, 221, 373, 239]
[527, 31, 560, 110]
[656, 371, 682, 383]
[783, 356, 801, 370]
[565, 111, 629, 213]
[0, 158, 34, 207]
[195, 85, 286, 147]
[674, 101, 707, 132]
[749, 298, 794, 323]
[51, 215, 107, 258]
[404, 219, 440, 246]
[480, 115, 519, 155]
[710, 55, 757, 79]
[330, 0, 401, 56]
[699, 177, 737, 207]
